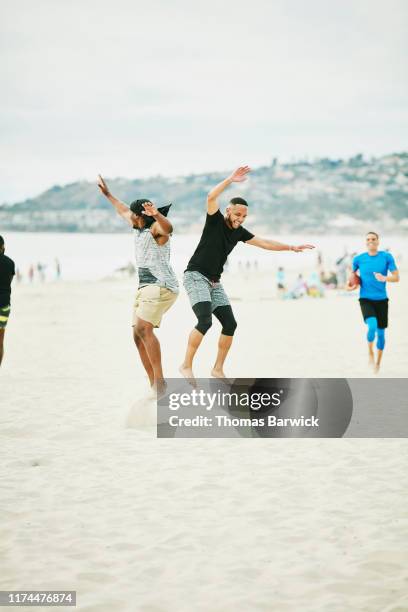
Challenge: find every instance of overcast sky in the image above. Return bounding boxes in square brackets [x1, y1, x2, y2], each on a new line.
[1, 0, 407, 202]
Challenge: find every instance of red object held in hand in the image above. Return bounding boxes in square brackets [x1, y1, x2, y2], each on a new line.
[348, 271, 361, 288]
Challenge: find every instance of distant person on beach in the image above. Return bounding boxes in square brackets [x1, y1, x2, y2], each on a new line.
[307, 271, 324, 297]
[276, 266, 286, 297]
[317, 250, 323, 273]
[37, 262, 46, 282]
[179, 166, 314, 381]
[97, 175, 178, 395]
[0, 236, 15, 366]
[336, 251, 350, 288]
[320, 270, 338, 289]
[55, 258, 61, 280]
[348, 231, 399, 374]
[285, 273, 308, 300]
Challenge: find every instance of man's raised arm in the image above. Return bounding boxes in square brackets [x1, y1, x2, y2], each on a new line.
[207, 166, 251, 215]
[97, 174, 133, 226]
[142, 203, 173, 237]
[246, 236, 315, 252]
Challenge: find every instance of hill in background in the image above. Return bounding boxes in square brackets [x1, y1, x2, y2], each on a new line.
[1, 153, 407, 234]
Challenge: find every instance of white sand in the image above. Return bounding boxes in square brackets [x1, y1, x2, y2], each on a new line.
[1, 277, 407, 611]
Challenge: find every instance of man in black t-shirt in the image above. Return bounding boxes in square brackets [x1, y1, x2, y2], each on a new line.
[179, 166, 315, 381]
[0, 236, 16, 366]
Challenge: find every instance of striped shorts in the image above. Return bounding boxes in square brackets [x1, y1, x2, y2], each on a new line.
[0, 305, 11, 329]
[183, 271, 230, 310]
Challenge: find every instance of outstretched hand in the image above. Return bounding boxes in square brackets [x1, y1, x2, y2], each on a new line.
[97, 174, 110, 196]
[228, 166, 251, 183]
[141, 202, 158, 217]
[291, 244, 315, 252]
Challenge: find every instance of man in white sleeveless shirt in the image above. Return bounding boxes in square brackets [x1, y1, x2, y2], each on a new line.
[97, 175, 178, 394]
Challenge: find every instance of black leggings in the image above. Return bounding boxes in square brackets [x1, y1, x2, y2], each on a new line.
[192, 302, 237, 336]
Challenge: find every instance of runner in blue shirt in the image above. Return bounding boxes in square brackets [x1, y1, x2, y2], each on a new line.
[349, 232, 399, 373]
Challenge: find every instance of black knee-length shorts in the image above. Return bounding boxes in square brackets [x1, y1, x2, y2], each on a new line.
[359, 298, 389, 329]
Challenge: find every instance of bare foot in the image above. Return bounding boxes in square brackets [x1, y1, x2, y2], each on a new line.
[179, 364, 197, 387]
[374, 363, 380, 375]
[147, 386, 156, 399]
[148, 380, 168, 400]
[368, 352, 375, 369]
[156, 379, 168, 398]
[210, 368, 232, 384]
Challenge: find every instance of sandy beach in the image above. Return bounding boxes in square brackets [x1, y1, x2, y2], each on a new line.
[1, 277, 407, 611]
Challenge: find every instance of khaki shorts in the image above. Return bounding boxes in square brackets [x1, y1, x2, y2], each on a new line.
[132, 285, 178, 328]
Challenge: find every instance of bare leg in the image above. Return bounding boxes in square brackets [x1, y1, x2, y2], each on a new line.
[211, 334, 233, 379]
[133, 327, 154, 386]
[180, 302, 212, 382]
[374, 349, 383, 374]
[0, 329, 4, 366]
[179, 328, 204, 382]
[134, 318, 165, 393]
[211, 305, 237, 379]
[368, 341, 375, 368]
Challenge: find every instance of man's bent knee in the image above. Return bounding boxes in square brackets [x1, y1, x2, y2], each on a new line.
[222, 319, 237, 336]
[133, 319, 153, 339]
[213, 305, 237, 336]
[195, 317, 212, 335]
[365, 316, 377, 343]
[377, 328, 386, 351]
[192, 301, 212, 335]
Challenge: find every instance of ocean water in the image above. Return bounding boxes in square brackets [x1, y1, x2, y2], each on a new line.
[3, 231, 406, 282]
